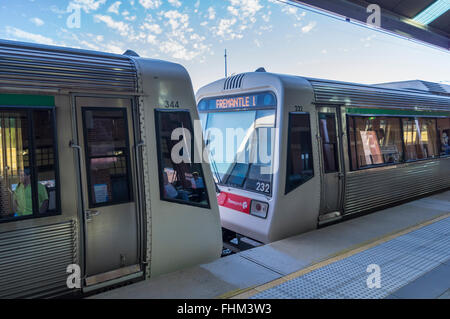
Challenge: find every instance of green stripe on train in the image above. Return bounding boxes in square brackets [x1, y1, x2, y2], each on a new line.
[346, 108, 450, 117]
[0, 94, 55, 107]
[347, 108, 450, 117]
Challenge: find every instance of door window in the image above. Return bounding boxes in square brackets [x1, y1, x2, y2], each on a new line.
[82, 108, 132, 207]
[319, 113, 339, 173]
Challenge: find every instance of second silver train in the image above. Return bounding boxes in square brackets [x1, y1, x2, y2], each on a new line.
[196, 70, 450, 243]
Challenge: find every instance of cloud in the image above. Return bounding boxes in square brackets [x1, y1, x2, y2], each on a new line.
[262, 12, 271, 23]
[159, 37, 210, 61]
[213, 18, 242, 40]
[139, 0, 162, 9]
[78, 39, 100, 50]
[30, 17, 44, 26]
[105, 43, 126, 54]
[107, 1, 121, 14]
[146, 34, 157, 44]
[58, 29, 128, 55]
[212, 0, 264, 40]
[168, 0, 182, 8]
[141, 22, 162, 34]
[301, 21, 316, 33]
[156, 9, 212, 61]
[68, 0, 107, 13]
[5, 26, 56, 45]
[228, 0, 263, 20]
[282, 6, 298, 16]
[360, 34, 376, 47]
[50, 5, 67, 15]
[280, 5, 307, 28]
[94, 14, 132, 37]
[162, 10, 189, 32]
[207, 7, 216, 20]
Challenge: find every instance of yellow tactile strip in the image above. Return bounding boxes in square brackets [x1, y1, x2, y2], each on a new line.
[221, 212, 450, 299]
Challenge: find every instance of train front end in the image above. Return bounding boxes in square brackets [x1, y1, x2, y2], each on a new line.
[196, 73, 281, 243]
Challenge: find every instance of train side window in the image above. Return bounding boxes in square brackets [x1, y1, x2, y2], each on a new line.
[285, 113, 314, 194]
[349, 116, 403, 170]
[319, 113, 339, 173]
[0, 109, 60, 222]
[402, 118, 439, 161]
[437, 118, 450, 156]
[155, 110, 210, 208]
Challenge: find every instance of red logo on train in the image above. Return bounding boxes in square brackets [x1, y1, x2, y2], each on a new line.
[217, 192, 251, 214]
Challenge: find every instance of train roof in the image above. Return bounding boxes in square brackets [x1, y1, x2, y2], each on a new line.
[374, 80, 450, 96]
[198, 71, 450, 112]
[0, 39, 181, 94]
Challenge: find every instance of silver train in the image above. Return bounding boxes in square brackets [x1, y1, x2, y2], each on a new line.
[0, 40, 222, 298]
[196, 70, 450, 244]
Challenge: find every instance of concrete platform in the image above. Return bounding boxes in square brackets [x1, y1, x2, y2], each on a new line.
[91, 190, 450, 299]
[249, 216, 450, 299]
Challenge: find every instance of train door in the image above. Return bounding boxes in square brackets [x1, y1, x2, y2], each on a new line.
[75, 96, 142, 289]
[317, 106, 344, 220]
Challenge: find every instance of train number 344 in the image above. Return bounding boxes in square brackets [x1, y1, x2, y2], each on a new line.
[164, 100, 180, 108]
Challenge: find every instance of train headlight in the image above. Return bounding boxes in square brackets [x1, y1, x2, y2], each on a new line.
[250, 200, 269, 219]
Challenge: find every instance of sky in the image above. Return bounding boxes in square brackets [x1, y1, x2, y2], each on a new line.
[0, 0, 449, 91]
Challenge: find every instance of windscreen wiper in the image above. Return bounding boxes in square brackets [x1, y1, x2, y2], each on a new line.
[205, 134, 222, 185]
[210, 157, 222, 184]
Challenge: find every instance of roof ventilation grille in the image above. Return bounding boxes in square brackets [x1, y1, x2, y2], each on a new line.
[224, 73, 245, 90]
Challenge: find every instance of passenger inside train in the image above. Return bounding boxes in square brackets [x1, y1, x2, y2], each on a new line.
[438, 118, 450, 155]
[13, 167, 49, 217]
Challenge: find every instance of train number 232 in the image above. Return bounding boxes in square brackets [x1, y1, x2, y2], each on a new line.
[256, 182, 270, 193]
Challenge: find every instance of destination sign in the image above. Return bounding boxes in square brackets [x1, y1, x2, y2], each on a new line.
[217, 96, 256, 109]
[198, 92, 276, 111]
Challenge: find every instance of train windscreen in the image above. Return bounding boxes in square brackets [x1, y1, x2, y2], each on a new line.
[198, 92, 276, 195]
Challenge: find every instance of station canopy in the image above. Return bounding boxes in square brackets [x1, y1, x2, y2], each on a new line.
[290, 0, 450, 51]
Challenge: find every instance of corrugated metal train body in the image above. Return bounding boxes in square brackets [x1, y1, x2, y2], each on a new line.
[308, 79, 449, 111]
[344, 158, 450, 215]
[306, 78, 450, 216]
[0, 40, 137, 93]
[0, 220, 77, 299]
